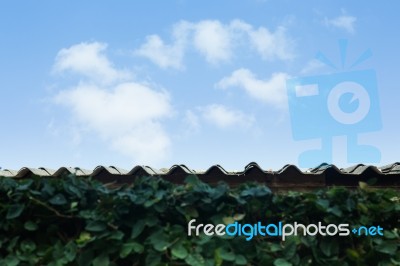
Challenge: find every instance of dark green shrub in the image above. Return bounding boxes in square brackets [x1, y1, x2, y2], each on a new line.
[0, 175, 398, 265]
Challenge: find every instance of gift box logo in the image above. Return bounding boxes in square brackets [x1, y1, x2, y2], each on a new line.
[286, 40, 382, 167]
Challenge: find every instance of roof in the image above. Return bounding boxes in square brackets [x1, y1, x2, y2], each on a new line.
[1, 162, 399, 189]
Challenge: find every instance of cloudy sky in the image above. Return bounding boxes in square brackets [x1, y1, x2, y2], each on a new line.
[1, 1, 399, 170]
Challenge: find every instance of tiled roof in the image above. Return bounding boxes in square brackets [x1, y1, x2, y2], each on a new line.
[1, 162, 399, 189]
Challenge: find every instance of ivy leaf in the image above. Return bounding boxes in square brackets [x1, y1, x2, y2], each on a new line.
[316, 199, 329, 209]
[384, 230, 397, 239]
[149, 229, 170, 252]
[24, 221, 38, 231]
[222, 217, 235, 225]
[20, 240, 36, 253]
[284, 241, 296, 260]
[6, 204, 25, 219]
[131, 219, 146, 239]
[185, 175, 201, 186]
[320, 239, 338, 257]
[214, 249, 223, 266]
[120, 242, 144, 258]
[376, 242, 398, 254]
[269, 243, 283, 252]
[359, 181, 369, 190]
[85, 221, 106, 232]
[16, 179, 33, 191]
[274, 258, 292, 266]
[219, 248, 235, 262]
[77, 250, 94, 266]
[64, 242, 77, 262]
[49, 193, 67, 205]
[146, 251, 161, 266]
[185, 253, 205, 266]
[92, 254, 109, 266]
[233, 213, 245, 221]
[76, 232, 91, 245]
[327, 206, 342, 217]
[346, 249, 360, 261]
[171, 243, 188, 259]
[107, 230, 124, 240]
[41, 182, 55, 196]
[70, 202, 78, 209]
[235, 255, 247, 265]
[3, 255, 19, 266]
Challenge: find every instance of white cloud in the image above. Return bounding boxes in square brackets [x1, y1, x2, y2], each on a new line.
[134, 21, 191, 69]
[135, 19, 294, 68]
[216, 68, 289, 108]
[201, 104, 254, 129]
[231, 20, 295, 61]
[53, 42, 131, 84]
[183, 110, 200, 133]
[134, 35, 183, 69]
[192, 20, 232, 64]
[324, 11, 356, 34]
[300, 59, 325, 74]
[249, 26, 294, 60]
[53, 42, 173, 164]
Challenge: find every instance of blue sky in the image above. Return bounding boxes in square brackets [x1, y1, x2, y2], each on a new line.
[1, 1, 399, 171]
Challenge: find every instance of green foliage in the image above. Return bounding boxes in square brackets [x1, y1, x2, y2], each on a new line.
[0, 174, 399, 265]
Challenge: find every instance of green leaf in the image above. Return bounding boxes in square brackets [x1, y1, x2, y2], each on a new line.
[235, 255, 247, 265]
[274, 258, 292, 266]
[222, 217, 235, 225]
[384, 230, 398, 239]
[359, 181, 368, 189]
[16, 179, 33, 191]
[171, 243, 188, 259]
[219, 248, 235, 262]
[327, 206, 342, 217]
[233, 213, 245, 221]
[376, 242, 398, 254]
[85, 221, 106, 232]
[7, 237, 19, 252]
[346, 249, 360, 261]
[185, 253, 205, 266]
[3, 255, 19, 266]
[108, 230, 124, 240]
[316, 199, 330, 209]
[6, 204, 25, 219]
[41, 182, 55, 196]
[269, 243, 283, 252]
[76, 232, 91, 245]
[284, 241, 296, 260]
[146, 251, 161, 266]
[78, 250, 94, 266]
[320, 240, 336, 257]
[49, 193, 67, 205]
[131, 219, 146, 239]
[214, 249, 223, 266]
[70, 201, 78, 209]
[185, 175, 201, 186]
[20, 240, 36, 253]
[185, 206, 199, 218]
[24, 221, 38, 231]
[149, 230, 169, 252]
[240, 186, 271, 197]
[64, 242, 77, 262]
[120, 242, 144, 258]
[357, 203, 368, 213]
[92, 254, 109, 266]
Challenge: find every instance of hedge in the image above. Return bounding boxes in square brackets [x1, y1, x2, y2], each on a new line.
[0, 174, 399, 266]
